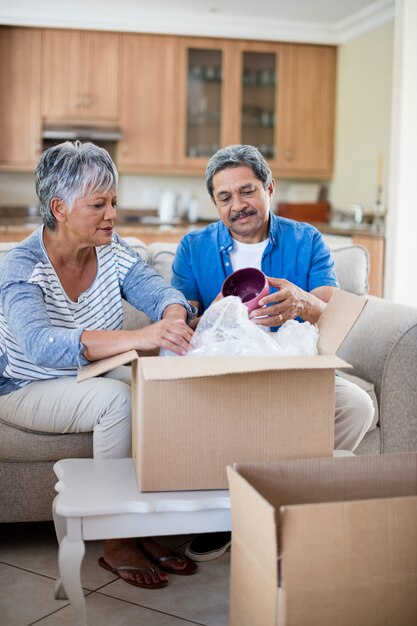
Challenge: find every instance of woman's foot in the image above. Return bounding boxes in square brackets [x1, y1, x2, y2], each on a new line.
[101, 538, 168, 587]
[138, 537, 198, 575]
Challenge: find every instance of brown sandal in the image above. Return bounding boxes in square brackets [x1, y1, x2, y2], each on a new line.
[98, 556, 168, 589]
[151, 554, 198, 576]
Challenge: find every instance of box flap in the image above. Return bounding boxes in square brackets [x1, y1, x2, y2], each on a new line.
[317, 290, 367, 355]
[227, 466, 278, 626]
[139, 354, 349, 381]
[77, 349, 138, 382]
[280, 496, 417, 625]
[234, 453, 417, 512]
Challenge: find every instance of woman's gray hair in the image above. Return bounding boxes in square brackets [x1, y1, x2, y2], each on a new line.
[205, 144, 272, 199]
[35, 141, 118, 231]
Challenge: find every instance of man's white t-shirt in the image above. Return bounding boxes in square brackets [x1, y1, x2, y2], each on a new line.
[229, 238, 270, 330]
[229, 238, 269, 272]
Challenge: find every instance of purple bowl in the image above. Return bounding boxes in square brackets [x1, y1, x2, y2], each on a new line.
[222, 267, 269, 313]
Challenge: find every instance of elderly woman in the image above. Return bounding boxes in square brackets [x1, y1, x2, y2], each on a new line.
[0, 141, 197, 588]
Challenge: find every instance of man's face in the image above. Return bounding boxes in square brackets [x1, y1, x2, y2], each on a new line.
[211, 165, 275, 243]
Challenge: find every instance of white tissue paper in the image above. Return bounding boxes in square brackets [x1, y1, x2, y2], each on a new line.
[187, 296, 319, 357]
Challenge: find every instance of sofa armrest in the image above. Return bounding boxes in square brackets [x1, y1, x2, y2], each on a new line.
[337, 296, 417, 453]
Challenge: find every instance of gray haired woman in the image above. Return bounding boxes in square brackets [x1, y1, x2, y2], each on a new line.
[0, 141, 197, 587]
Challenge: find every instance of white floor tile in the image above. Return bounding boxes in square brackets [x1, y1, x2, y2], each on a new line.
[0, 562, 69, 626]
[36, 591, 202, 625]
[0, 523, 230, 626]
[98, 551, 230, 626]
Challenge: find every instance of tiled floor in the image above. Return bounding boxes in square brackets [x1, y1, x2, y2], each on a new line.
[0, 522, 230, 626]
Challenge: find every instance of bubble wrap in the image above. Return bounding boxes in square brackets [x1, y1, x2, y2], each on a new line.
[187, 296, 319, 357]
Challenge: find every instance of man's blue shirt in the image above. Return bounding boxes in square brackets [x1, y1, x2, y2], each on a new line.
[171, 212, 339, 315]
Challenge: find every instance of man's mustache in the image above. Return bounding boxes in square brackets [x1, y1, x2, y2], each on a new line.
[231, 209, 257, 221]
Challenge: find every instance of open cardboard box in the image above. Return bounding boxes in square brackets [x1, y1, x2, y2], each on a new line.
[227, 453, 417, 626]
[78, 290, 366, 491]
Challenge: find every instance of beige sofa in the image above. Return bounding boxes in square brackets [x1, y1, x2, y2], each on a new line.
[1, 237, 417, 523]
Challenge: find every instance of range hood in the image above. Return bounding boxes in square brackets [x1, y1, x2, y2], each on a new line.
[42, 123, 123, 141]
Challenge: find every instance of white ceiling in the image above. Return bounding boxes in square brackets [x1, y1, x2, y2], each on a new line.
[0, 0, 395, 44]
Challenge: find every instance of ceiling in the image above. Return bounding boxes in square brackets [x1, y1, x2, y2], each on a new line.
[0, 0, 395, 44]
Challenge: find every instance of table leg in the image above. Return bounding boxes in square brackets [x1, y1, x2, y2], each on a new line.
[58, 534, 86, 626]
[52, 495, 68, 601]
[52, 494, 67, 546]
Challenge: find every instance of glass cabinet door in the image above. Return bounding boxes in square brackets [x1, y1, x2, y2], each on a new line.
[241, 51, 276, 160]
[186, 48, 222, 159]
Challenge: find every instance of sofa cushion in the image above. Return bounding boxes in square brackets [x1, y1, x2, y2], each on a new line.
[121, 236, 148, 262]
[0, 418, 92, 461]
[336, 370, 379, 431]
[331, 245, 369, 296]
[147, 242, 177, 282]
[146, 242, 369, 297]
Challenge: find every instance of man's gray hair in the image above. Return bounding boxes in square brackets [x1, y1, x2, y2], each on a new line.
[205, 144, 272, 199]
[35, 141, 118, 231]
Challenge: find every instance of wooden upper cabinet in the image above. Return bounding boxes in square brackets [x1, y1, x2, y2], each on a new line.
[236, 40, 285, 175]
[1, 26, 336, 177]
[42, 29, 120, 122]
[276, 44, 336, 178]
[117, 34, 178, 172]
[176, 37, 238, 171]
[0, 27, 42, 170]
[175, 38, 335, 179]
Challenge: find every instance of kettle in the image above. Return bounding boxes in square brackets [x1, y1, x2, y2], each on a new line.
[158, 190, 177, 223]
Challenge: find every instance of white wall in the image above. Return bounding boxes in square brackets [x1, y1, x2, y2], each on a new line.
[384, 0, 417, 305]
[330, 21, 393, 215]
[0, 173, 38, 207]
[0, 170, 216, 219]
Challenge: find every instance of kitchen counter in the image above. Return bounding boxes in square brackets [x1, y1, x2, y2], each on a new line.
[0, 206, 385, 241]
[0, 207, 385, 295]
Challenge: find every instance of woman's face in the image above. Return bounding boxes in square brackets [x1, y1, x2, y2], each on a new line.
[61, 188, 117, 246]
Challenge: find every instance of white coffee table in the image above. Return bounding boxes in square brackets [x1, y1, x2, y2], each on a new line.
[52, 458, 231, 626]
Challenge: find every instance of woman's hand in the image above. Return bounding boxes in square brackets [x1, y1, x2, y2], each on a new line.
[80, 305, 194, 361]
[134, 318, 193, 355]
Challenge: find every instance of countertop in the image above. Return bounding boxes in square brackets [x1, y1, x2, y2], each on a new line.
[0, 206, 385, 239]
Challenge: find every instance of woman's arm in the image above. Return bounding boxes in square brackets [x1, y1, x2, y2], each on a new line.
[80, 314, 193, 361]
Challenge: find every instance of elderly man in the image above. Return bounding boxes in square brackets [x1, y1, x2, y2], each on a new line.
[172, 144, 374, 562]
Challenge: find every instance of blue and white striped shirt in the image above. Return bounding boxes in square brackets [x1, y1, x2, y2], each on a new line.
[0, 228, 193, 395]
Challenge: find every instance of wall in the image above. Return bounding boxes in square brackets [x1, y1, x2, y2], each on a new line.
[384, 0, 417, 305]
[0, 170, 294, 220]
[329, 21, 393, 215]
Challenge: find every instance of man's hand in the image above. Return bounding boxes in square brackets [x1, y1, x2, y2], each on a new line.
[249, 277, 335, 326]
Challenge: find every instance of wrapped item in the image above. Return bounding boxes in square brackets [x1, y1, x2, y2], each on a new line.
[187, 296, 319, 357]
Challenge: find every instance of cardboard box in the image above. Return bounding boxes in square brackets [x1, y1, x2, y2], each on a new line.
[227, 453, 417, 626]
[78, 290, 366, 491]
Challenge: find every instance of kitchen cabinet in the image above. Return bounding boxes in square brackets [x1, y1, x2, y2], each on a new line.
[276, 43, 336, 178]
[352, 233, 385, 297]
[117, 34, 178, 172]
[0, 27, 42, 170]
[41, 29, 120, 122]
[1, 26, 336, 177]
[176, 38, 335, 179]
[176, 38, 284, 170]
[176, 37, 237, 170]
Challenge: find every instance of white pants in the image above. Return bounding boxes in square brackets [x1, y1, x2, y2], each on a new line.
[334, 375, 374, 451]
[0, 370, 373, 458]
[0, 367, 132, 459]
